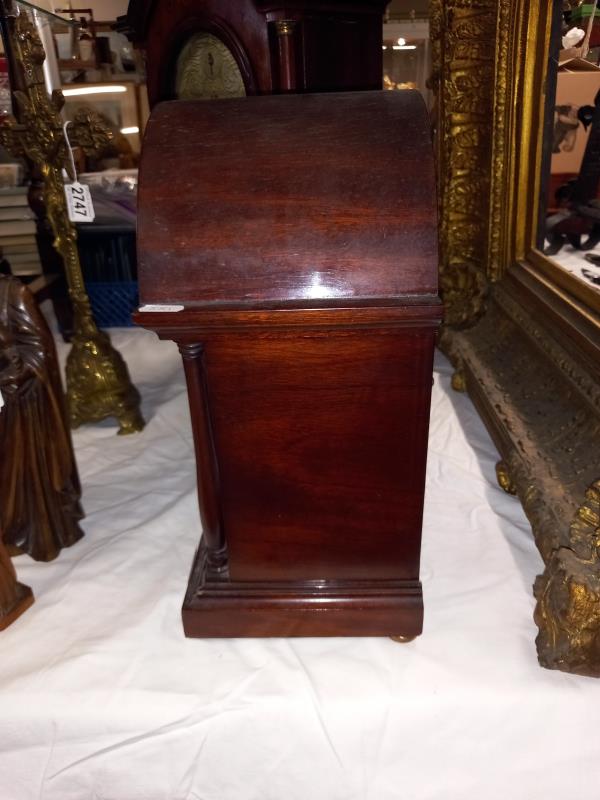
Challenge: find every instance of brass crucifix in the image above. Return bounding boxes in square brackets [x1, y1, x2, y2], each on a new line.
[0, 3, 144, 435]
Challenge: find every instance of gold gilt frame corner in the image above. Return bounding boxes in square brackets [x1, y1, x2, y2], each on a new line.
[433, 0, 600, 676]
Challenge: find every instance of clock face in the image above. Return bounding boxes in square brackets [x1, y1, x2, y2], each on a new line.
[175, 32, 247, 100]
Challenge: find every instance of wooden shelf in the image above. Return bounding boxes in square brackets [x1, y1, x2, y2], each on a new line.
[58, 59, 97, 71]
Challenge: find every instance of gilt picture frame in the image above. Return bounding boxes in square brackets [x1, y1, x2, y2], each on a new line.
[432, 0, 600, 676]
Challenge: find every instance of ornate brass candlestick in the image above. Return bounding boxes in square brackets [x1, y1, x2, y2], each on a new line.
[0, 3, 144, 435]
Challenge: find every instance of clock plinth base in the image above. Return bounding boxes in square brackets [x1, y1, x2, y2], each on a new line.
[182, 546, 423, 638]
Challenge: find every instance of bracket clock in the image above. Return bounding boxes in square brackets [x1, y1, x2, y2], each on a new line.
[122, 0, 389, 106]
[135, 89, 440, 638]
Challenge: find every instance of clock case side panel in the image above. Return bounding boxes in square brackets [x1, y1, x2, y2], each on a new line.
[202, 327, 436, 584]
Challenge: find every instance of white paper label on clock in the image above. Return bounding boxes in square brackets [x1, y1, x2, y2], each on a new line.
[138, 304, 184, 312]
[64, 181, 95, 223]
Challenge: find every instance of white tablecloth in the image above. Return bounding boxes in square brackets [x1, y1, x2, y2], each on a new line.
[1, 325, 599, 800]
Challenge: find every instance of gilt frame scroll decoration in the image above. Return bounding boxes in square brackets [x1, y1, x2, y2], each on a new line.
[432, 0, 600, 676]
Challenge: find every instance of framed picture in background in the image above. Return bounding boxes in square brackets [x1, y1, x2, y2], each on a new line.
[62, 83, 144, 159]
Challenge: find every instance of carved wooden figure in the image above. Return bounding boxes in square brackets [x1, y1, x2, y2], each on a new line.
[136, 91, 441, 638]
[0, 275, 84, 562]
[0, 530, 33, 631]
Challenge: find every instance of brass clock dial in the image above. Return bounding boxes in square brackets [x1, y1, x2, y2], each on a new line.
[175, 32, 246, 100]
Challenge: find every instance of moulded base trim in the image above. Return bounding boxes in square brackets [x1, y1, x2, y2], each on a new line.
[182, 546, 423, 638]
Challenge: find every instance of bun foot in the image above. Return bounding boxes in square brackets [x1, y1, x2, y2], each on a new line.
[390, 634, 416, 643]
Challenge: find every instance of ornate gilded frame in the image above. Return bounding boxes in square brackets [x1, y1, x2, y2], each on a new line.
[432, 0, 600, 676]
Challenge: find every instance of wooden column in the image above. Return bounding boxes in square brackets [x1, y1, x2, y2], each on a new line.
[179, 343, 228, 576]
[275, 19, 297, 92]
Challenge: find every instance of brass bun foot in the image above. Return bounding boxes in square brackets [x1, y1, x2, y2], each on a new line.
[66, 327, 145, 435]
[0, 582, 34, 631]
[116, 409, 146, 436]
[451, 368, 467, 392]
[495, 460, 517, 495]
[390, 634, 417, 643]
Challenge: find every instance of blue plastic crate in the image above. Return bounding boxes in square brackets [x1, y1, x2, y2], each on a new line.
[86, 281, 139, 328]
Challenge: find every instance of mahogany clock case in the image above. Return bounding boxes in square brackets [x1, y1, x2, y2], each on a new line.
[123, 0, 388, 104]
[135, 91, 441, 638]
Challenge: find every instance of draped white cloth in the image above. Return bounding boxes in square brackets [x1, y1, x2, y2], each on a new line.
[1, 325, 599, 800]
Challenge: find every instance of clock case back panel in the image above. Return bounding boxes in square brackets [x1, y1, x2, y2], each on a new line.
[135, 91, 441, 638]
[124, 0, 388, 105]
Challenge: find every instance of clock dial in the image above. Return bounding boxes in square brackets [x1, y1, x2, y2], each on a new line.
[175, 32, 246, 100]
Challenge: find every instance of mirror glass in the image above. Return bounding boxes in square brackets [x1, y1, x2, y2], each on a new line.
[539, 0, 600, 304]
[382, 4, 432, 110]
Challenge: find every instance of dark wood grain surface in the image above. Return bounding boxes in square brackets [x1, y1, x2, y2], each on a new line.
[206, 328, 435, 582]
[138, 91, 437, 308]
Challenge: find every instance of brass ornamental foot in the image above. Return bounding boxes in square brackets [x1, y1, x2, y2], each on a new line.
[451, 368, 467, 393]
[390, 634, 417, 643]
[67, 326, 144, 435]
[533, 482, 600, 677]
[116, 407, 146, 436]
[495, 460, 517, 495]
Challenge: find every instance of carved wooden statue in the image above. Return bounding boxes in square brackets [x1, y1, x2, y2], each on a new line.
[0, 530, 33, 631]
[0, 275, 84, 562]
